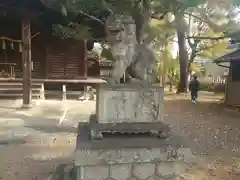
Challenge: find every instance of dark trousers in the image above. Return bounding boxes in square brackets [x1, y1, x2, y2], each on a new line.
[191, 91, 198, 101]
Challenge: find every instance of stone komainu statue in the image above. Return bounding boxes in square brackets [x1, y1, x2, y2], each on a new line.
[106, 15, 157, 85]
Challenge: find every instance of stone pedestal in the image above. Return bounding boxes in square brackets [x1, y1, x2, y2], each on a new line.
[74, 124, 194, 180]
[96, 84, 164, 123]
[90, 84, 168, 139]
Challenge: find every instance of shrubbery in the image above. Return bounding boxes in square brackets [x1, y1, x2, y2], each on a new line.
[213, 83, 226, 93]
[166, 79, 226, 93]
[199, 81, 214, 91]
[199, 80, 225, 93]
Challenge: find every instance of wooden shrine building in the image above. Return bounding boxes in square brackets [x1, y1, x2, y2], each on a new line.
[215, 49, 240, 107]
[0, 0, 110, 106]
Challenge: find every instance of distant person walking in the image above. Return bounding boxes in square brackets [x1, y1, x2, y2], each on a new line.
[189, 75, 200, 104]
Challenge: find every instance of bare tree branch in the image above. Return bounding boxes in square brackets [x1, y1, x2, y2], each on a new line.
[197, 6, 229, 32]
[186, 35, 230, 40]
[169, 39, 178, 43]
[184, 11, 208, 24]
[196, 43, 219, 54]
[78, 10, 104, 25]
[150, 12, 168, 20]
[187, 38, 220, 71]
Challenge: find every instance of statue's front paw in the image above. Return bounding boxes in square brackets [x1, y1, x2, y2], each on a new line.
[107, 78, 115, 84]
[107, 78, 121, 85]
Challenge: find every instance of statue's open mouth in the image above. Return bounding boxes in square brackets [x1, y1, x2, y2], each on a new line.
[108, 27, 124, 35]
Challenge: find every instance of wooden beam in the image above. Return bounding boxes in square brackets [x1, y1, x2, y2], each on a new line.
[83, 40, 88, 79]
[21, 17, 32, 107]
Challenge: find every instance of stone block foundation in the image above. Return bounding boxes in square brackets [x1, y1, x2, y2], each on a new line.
[74, 124, 194, 180]
[75, 161, 189, 180]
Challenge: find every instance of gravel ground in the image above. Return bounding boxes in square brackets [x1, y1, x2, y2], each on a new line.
[0, 93, 240, 180]
[164, 92, 240, 179]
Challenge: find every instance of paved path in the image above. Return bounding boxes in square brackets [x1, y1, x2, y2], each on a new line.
[0, 100, 95, 180]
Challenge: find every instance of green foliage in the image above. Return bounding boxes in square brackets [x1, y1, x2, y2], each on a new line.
[186, 4, 236, 75]
[198, 80, 225, 93]
[166, 57, 180, 85]
[45, 0, 210, 16]
[199, 80, 214, 91]
[43, 0, 107, 16]
[43, 0, 108, 40]
[42, 0, 240, 39]
[100, 45, 116, 61]
[88, 45, 101, 59]
[52, 23, 91, 39]
[105, 0, 137, 15]
[156, 48, 180, 86]
[43, 0, 214, 40]
[207, 0, 240, 7]
[189, 29, 230, 60]
[149, 18, 175, 48]
[189, 62, 205, 74]
[151, 0, 206, 14]
[149, 16, 179, 85]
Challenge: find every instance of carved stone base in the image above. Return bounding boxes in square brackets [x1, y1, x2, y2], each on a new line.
[150, 130, 169, 139]
[90, 127, 168, 140]
[74, 123, 194, 180]
[88, 114, 170, 140]
[90, 129, 103, 140]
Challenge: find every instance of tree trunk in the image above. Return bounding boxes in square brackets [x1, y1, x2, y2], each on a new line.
[176, 28, 188, 93]
[187, 50, 197, 73]
[175, 11, 189, 93]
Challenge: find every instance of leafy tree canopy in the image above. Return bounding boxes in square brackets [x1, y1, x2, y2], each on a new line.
[41, 0, 240, 40]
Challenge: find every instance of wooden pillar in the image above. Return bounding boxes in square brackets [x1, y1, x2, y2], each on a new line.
[62, 84, 67, 100]
[40, 83, 45, 100]
[83, 40, 88, 79]
[83, 40, 88, 100]
[45, 47, 49, 78]
[21, 17, 32, 107]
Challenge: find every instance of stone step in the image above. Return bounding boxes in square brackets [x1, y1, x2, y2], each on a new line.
[0, 88, 40, 94]
[0, 94, 40, 99]
[0, 82, 43, 99]
[0, 83, 42, 89]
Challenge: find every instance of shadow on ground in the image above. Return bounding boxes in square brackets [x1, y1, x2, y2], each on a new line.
[0, 100, 95, 134]
[0, 141, 75, 180]
[0, 138, 27, 146]
[24, 124, 78, 134]
[165, 96, 240, 120]
[0, 100, 94, 180]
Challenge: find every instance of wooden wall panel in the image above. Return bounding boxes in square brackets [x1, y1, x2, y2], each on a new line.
[46, 40, 85, 79]
[226, 64, 240, 107]
[32, 38, 46, 78]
